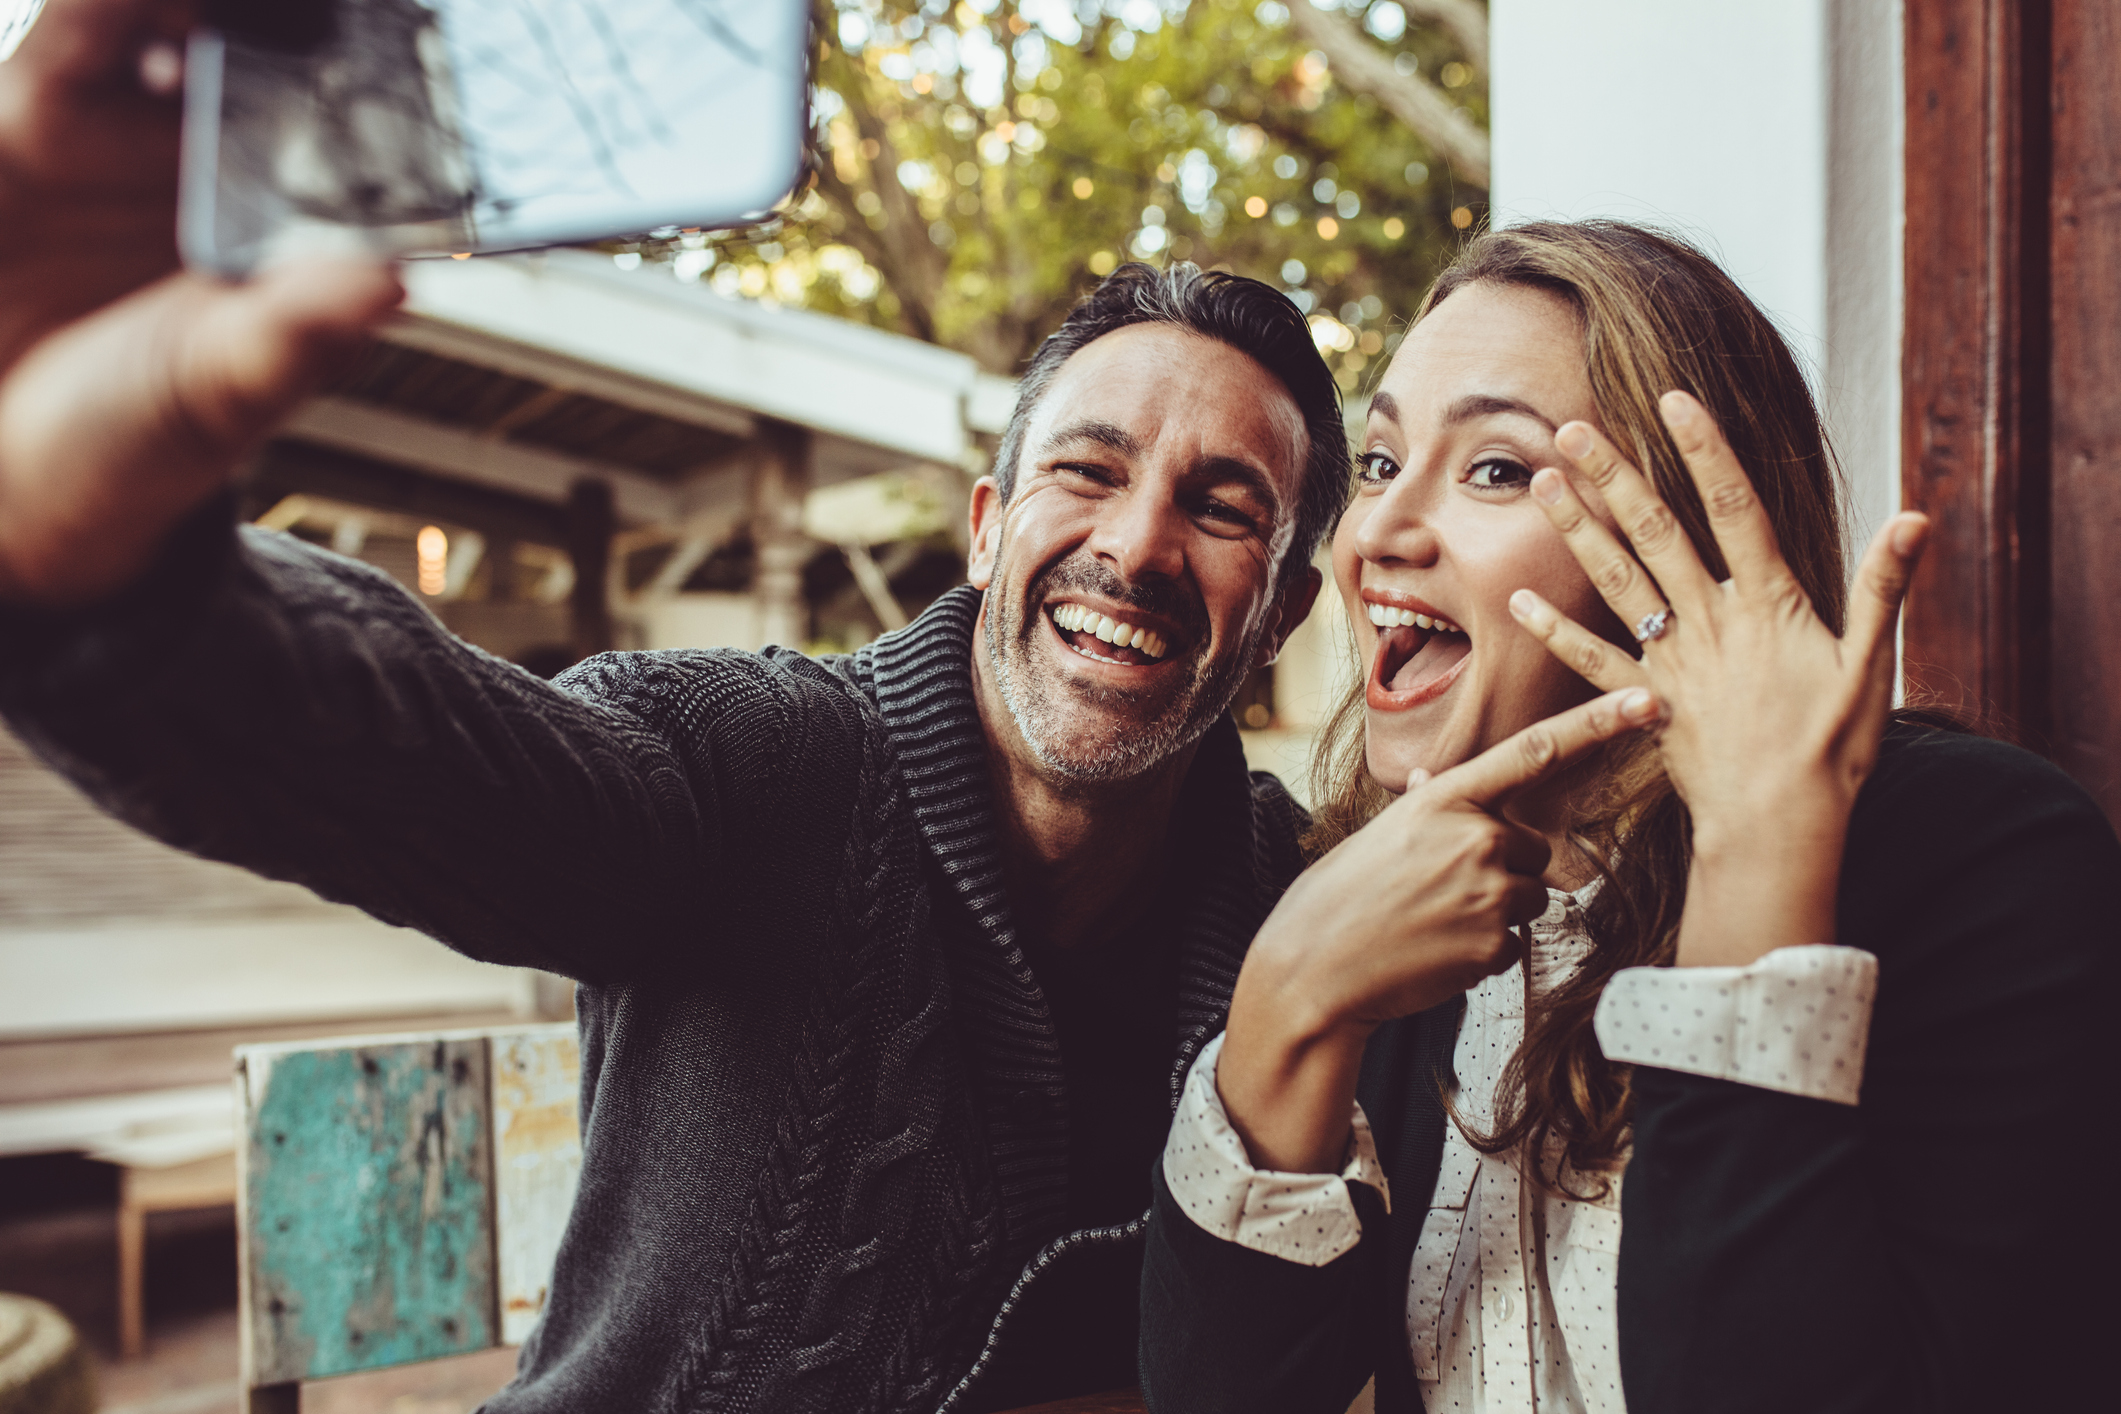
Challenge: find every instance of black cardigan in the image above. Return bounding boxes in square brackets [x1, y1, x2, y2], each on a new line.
[0, 518, 1310, 1414]
[1140, 723, 2120, 1414]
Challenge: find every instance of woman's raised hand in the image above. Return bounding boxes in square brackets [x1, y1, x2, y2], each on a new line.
[1220, 686, 1660, 1173]
[1510, 390, 1930, 966]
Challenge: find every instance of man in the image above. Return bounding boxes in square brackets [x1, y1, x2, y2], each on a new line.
[0, 2, 1343, 1408]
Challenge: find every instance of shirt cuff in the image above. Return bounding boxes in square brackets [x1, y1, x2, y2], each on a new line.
[1595, 945, 1877, 1105]
[1159, 1031, 1386, 1267]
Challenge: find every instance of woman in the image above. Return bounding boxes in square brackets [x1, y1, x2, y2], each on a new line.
[1138, 222, 2117, 1414]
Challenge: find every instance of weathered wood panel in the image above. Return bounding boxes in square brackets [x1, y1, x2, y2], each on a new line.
[2046, 0, 2121, 824]
[240, 1038, 497, 1384]
[490, 1026, 582, 1345]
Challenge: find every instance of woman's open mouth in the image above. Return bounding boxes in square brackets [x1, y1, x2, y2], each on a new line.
[1366, 606, 1471, 710]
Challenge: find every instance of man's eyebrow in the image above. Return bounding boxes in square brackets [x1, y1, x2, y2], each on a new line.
[1040, 420, 1142, 458]
[1039, 421, 1284, 516]
[1190, 455, 1284, 514]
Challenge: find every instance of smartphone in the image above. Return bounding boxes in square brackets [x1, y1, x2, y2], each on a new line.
[179, 0, 811, 277]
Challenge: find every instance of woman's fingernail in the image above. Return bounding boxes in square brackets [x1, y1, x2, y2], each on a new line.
[1556, 425, 1594, 458]
[1531, 468, 1565, 504]
[1621, 689, 1658, 722]
[1509, 588, 1538, 618]
[1891, 514, 1929, 556]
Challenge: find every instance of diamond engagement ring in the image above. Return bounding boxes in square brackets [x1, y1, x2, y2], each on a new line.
[1632, 608, 1674, 643]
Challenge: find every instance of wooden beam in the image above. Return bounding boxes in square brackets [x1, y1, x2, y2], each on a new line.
[2046, 0, 2121, 820]
[1900, 0, 2052, 741]
[842, 544, 909, 632]
[566, 480, 617, 659]
[281, 397, 681, 526]
[382, 315, 758, 441]
[751, 420, 813, 652]
[478, 385, 574, 441]
[402, 254, 986, 465]
[249, 441, 570, 550]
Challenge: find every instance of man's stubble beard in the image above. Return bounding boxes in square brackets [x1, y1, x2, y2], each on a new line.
[983, 543, 1268, 786]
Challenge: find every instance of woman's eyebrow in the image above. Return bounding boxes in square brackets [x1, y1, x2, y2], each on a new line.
[1444, 393, 1557, 431]
[1364, 391, 1558, 433]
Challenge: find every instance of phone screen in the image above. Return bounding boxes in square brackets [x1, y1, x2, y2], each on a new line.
[180, 0, 810, 276]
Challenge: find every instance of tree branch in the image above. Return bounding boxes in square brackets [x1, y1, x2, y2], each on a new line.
[1403, 0, 1488, 69]
[832, 95, 951, 343]
[1290, 1, 1489, 188]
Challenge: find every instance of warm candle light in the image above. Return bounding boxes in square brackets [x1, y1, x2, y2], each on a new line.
[416, 525, 449, 596]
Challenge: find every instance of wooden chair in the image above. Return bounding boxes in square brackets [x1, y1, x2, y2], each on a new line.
[116, 1149, 238, 1359]
[233, 1020, 1144, 1414]
[234, 1023, 581, 1413]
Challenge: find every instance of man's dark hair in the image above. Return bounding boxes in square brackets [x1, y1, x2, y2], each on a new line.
[991, 262, 1350, 580]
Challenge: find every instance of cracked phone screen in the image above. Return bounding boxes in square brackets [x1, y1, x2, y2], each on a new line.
[179, 0, 808, 276]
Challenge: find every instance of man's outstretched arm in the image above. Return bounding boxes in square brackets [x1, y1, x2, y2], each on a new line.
[6, 511, 871, 983]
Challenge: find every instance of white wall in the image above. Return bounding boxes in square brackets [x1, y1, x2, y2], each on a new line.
[0, 915, 537, 1040]
[640, 592, 763, 652]
[1489, 0, 1901, 561]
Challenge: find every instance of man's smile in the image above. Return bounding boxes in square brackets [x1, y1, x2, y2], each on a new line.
[1043, 597, 1184, 669]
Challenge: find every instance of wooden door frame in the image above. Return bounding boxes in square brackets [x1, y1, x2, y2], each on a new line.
[1901, 0, 2052, 743]
[1904, 0, 2121, 824]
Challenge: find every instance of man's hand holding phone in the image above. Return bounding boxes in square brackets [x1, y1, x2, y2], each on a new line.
[0, 0, 402, 609]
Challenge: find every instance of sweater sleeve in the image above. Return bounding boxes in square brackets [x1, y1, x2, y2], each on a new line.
[1614, 727, 2121, 1414]
[1139, 1159, 1386, 1414]
[0, 509, 873, 984]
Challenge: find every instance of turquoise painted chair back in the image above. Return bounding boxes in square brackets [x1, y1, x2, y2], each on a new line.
[234, 1023, 582, 1414]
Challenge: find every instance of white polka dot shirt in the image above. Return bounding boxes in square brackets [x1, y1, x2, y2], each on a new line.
[1163, 886, 1877, 1414]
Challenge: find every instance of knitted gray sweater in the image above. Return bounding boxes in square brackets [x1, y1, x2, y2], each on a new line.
[0, 518, 1308, 1413]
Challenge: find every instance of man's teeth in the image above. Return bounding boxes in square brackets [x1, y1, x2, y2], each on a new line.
[1051, 603, 1169, 659]
[1365, 601, 1464, 634]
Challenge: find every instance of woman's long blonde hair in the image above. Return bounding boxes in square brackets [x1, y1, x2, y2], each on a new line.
[1307, 220, 1848, 1186]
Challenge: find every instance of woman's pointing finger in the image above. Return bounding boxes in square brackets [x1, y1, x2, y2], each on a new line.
[1421, 686, 1663, 813]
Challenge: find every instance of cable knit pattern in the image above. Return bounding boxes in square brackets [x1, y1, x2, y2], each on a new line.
[0, 515, 1306, 1414]
[658, 687, 1005, 1414]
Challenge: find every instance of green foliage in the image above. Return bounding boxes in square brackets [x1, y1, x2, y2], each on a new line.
[629, 0, 1488, 393]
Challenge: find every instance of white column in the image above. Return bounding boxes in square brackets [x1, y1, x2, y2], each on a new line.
[1489, 0, 1901, 565]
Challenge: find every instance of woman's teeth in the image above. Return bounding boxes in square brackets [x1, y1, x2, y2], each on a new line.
[1051, 603, 1169, 659]
[1366, 602, 1463, 634]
